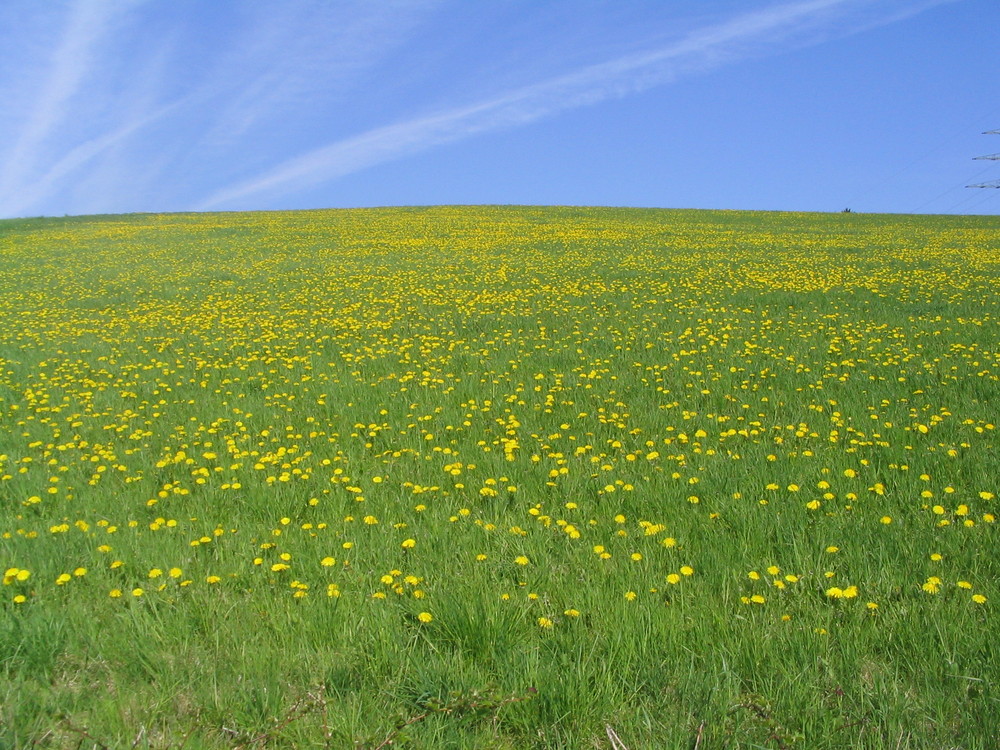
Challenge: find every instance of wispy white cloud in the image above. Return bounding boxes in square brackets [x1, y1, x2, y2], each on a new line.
[189, 1, 442, 150]
[0, 0, 123, 210]
[0, 0, 443, 217]
[0, 0, 965, 218]
[0, 99, 186, 218]
[201, 0, 949, 210]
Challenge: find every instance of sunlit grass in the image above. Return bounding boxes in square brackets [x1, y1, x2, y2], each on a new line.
[1, 206, 997, 748]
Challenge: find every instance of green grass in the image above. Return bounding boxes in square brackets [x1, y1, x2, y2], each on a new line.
[0, 206, 998, 748]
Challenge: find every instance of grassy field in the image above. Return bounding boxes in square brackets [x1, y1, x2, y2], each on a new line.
[1, 205, 998, 748]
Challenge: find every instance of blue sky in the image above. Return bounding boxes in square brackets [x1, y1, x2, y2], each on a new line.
[1, 0, 998, 219]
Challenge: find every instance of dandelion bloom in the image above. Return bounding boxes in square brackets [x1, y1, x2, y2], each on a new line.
[537, 617, 553, 628]
[515, 556, 529, 566]
[417, 612, 433, 623]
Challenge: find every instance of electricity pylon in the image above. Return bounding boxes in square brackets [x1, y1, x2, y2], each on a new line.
[968, 130, 1000, 188]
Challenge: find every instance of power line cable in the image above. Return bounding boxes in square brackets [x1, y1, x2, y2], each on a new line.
[910, 164, 994, 213]
[847, 107, 1000, 211]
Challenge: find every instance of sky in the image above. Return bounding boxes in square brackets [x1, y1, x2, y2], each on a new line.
[1, 0, 998, 219]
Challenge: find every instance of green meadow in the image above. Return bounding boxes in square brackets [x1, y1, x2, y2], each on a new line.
[1, 206, 998, 748]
